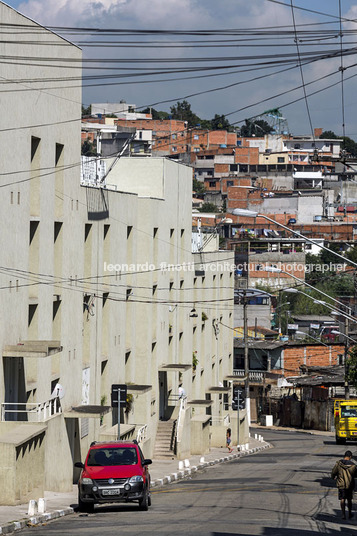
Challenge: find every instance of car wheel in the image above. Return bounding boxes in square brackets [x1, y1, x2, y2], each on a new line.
[336, 436, 346, 445]
[139, 490, 149, 511]
[148, 493, 152, 507]
[78, 495, 94, 513]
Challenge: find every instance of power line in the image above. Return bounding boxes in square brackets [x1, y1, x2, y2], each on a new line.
[339, 0, 347, 146]
[264, 0, 357, 23]
[290, 0, 316, 142]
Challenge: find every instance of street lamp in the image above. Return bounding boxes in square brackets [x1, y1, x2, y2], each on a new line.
[273, 300, 290, 336]
[282, 287, 356, 344]
[295, 330, 329, 347]
[331, 331, 357, 345]
[232, 208, 357, 270]
[331, 331, 357, 399]
[265, 266, 353, 318]
[234, 288, 270, 426]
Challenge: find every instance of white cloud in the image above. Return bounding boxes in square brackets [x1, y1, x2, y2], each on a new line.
[14, 0, 357, 135]
[17, 0, 293, 29]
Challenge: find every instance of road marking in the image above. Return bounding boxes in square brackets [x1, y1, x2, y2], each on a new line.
[153, 486, 322, 495]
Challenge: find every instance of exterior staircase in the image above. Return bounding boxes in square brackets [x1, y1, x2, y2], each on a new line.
[153, 419, 176, 459]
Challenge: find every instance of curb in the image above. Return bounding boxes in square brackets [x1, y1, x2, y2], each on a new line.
[0, 442, 271, 533]
[151, 441, 271, 489]
[0, 507, 74, 535]
[252, 425, 334, 437]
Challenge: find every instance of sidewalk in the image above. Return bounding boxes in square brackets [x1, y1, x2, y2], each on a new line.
[253, 423, 334, 437]
[0, 433, 270, 535]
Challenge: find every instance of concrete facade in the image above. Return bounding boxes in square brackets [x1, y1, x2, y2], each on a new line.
[0, 3, 235, 504]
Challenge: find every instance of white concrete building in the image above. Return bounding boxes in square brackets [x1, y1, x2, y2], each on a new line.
[0, 2, 236, 505]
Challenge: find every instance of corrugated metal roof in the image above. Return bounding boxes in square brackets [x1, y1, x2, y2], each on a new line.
[291, 315, 336, 322]
[234, 340, 284, 350]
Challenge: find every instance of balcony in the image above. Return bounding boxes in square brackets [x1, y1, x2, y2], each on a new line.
[1, 397, 62, 422]
[232, 370, 265, 383]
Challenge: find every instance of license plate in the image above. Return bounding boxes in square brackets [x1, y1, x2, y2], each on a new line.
[102, 488, 121, 496]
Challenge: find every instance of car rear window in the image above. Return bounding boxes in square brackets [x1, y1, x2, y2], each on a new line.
[87, 447, 138, 466]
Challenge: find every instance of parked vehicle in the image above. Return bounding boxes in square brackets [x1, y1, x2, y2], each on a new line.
[334, 399, 357, 444]
[319, 325, 339, 342]
[75, 440, 152, 512]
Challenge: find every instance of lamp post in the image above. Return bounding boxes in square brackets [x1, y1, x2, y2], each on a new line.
[331, 331, 357, 399]
[239, 289, 250, 426]
[282, 287, 356, 364]
[331, 331, 357, 345]
[234, 288, 257, 426]
[281, 288, 354, 397]
[274, 301, 290, 335]
[265, 266, 353, 319]
[232, 208, 357, 270]
[295, 330, 329, 347]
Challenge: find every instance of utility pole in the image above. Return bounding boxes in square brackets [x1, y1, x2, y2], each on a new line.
[345, 316, 350, 399]
[237, 390, 240, 448]
[243, 289, 250, 424]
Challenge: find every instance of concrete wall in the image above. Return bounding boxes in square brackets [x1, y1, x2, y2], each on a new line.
[190, 416, 211, 455]
[44, 415, 74, 492]
[0, 3, 235, 500]
[0, 425, 46, 505]
[176, 408, 191, 460]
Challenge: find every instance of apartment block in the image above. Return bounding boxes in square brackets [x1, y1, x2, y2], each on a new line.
[0, 2, 234, 505]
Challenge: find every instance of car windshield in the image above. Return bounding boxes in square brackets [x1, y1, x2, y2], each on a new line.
[341, 407, 357, 418]
[87, 447, 138, 466]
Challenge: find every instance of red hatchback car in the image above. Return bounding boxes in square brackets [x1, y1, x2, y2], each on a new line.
[75, 440, 152, 512]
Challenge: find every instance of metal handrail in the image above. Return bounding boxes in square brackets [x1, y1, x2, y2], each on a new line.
[210, 414, 231, 426]
[176, 396, 187, 444]
[136, 424, 148, 445]
[0, 397, 61, 422]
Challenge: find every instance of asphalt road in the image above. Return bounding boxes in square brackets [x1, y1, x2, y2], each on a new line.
[19, 429, 357, 536]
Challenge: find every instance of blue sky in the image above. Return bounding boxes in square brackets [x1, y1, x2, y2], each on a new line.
[3, 0, 357, 137]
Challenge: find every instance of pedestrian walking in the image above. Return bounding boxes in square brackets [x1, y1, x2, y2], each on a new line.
[331, 450, 356, 520]
[226, 427, 232, 453]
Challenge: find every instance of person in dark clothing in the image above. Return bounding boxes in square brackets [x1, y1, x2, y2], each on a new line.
[331, 450, 356, 519]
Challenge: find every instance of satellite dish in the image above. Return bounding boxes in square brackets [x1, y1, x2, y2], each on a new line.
[52, 383, 65, 399]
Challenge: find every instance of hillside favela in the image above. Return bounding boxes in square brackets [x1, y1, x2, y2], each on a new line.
[1, 0, 357, 534]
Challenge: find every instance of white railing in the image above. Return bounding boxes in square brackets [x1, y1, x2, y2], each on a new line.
[0, 397, 62, 422]
[176, 396, 187, 444]
[168, 394, 181, 406]
[233, 370, 265, 382]
[136, 424, 148, 445]
[210, 414, 231, 426]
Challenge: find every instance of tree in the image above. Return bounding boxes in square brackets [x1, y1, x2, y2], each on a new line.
[319, 130, 338, 140]
[141, 107, 169, 120]
[193, 178, 205, 194]
[346, 245, 357, 265]
[347, 346, 357, 389]
[210, 114, 232, 131]
[320, 130, 357, 157]
[290, 282, 337, 316]
[82, 105, 91, 118]
[199, 202, 220, 213]
[320, 242, 344, 265]
[81, 140, 96, 156]
[170, 100, 201, 128]
[240, 119, 274, 137]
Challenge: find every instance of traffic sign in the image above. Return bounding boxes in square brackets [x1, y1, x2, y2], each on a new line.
[111, 384, 127, 407]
